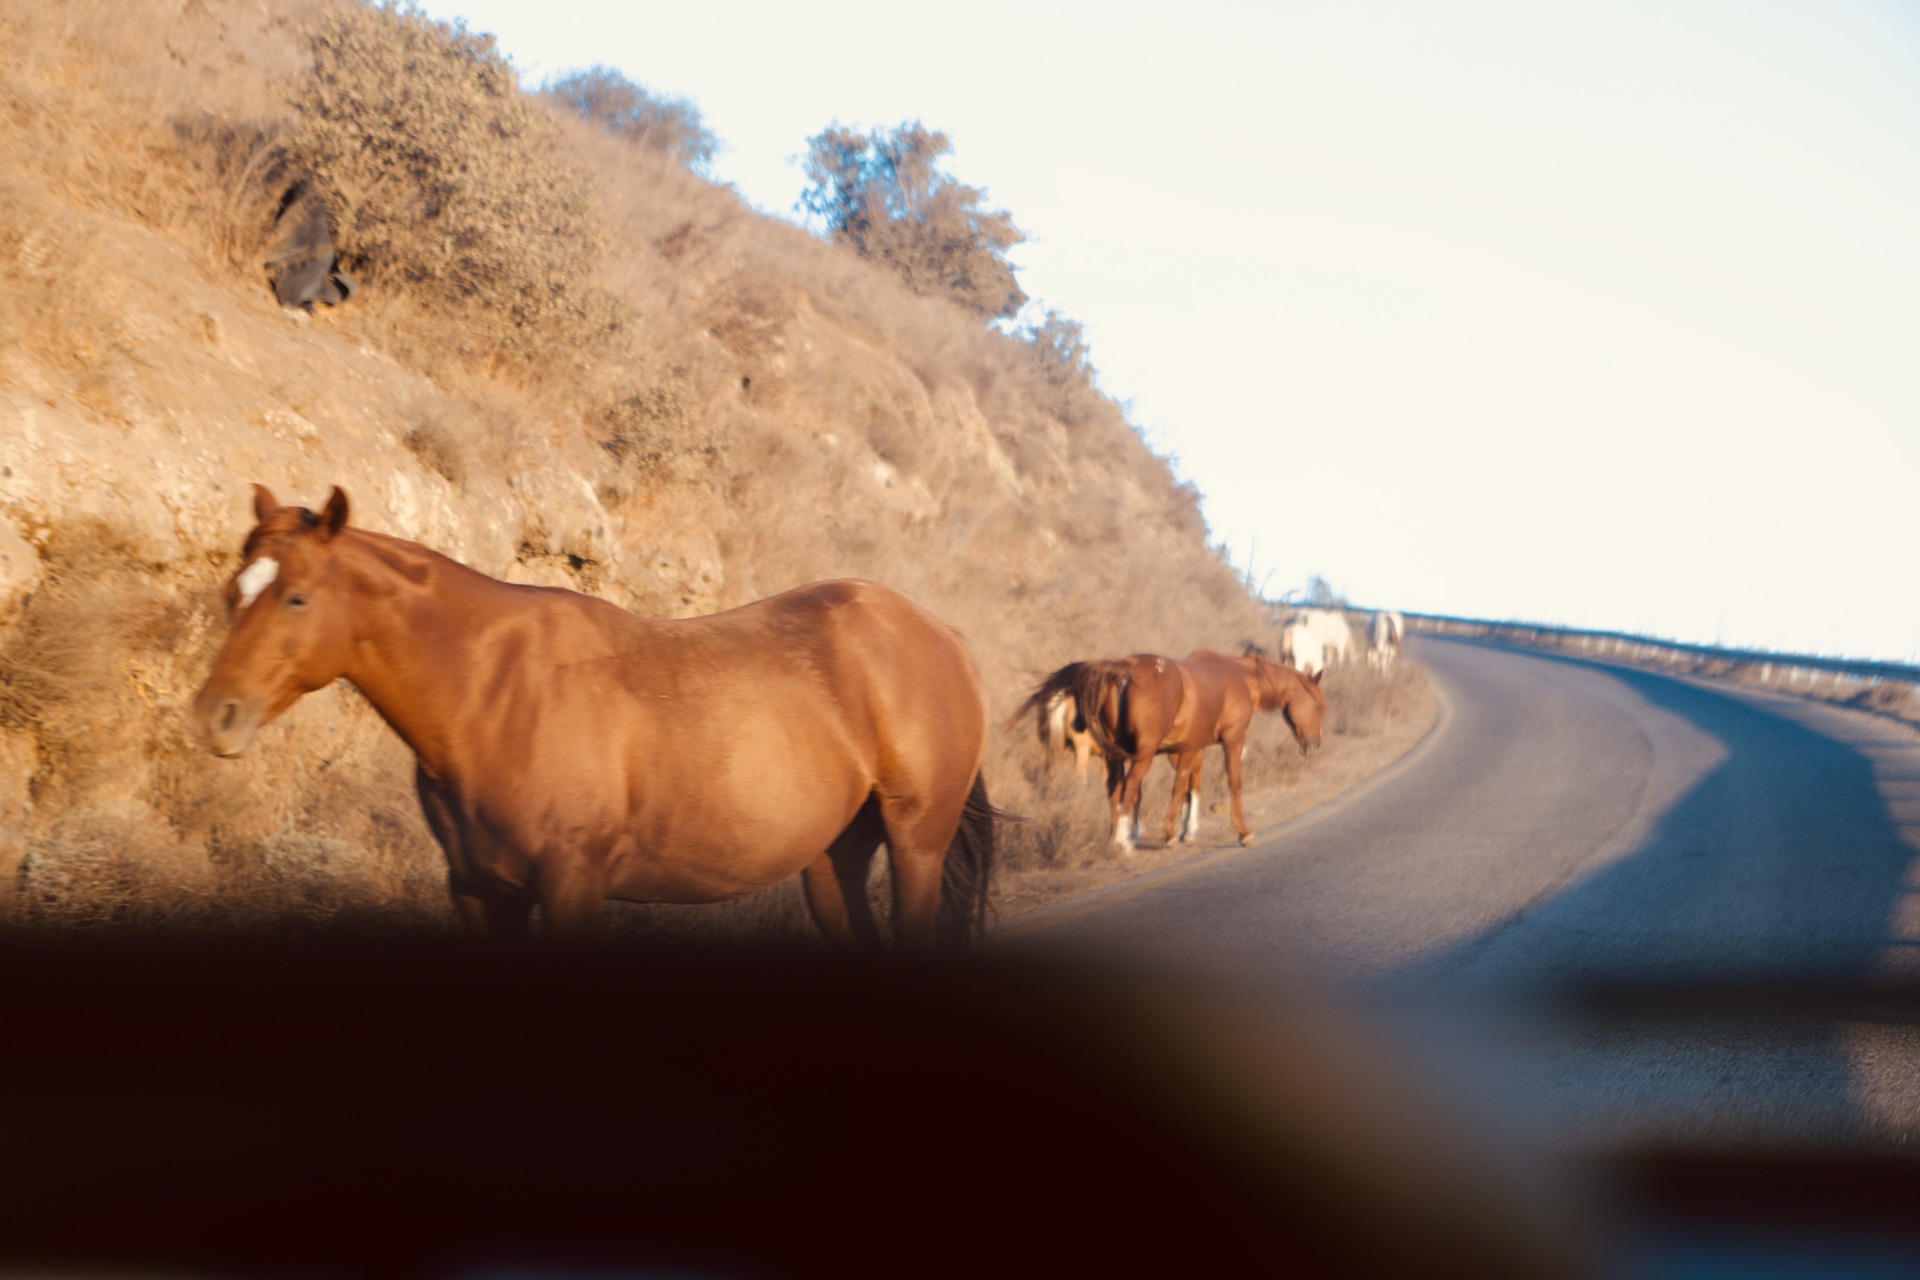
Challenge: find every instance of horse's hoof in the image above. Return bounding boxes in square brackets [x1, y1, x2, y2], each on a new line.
[1238, 833, 1253, 847]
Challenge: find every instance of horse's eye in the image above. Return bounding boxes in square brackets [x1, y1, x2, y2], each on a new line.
[286, 591, 310, 610]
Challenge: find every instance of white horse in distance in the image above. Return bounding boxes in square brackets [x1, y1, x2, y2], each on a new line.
[1283, 608, 1354, 675]
[1369, 611, 1405, 671]
[1281, 623, 1326, 678]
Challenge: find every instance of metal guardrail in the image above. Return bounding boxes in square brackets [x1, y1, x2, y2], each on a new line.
[1395, 610, 1920, 687]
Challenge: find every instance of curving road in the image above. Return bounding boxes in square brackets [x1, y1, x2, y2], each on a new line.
[1016, 637, 1920, 1153]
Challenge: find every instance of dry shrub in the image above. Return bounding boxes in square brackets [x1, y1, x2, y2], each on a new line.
[1321, 655, 1430, 740]
[0, 522, 180, 795]
[283, 2, 623, 368]
[592, 376, 723, 501]
[995, 741, 1118, 873]
[13, 816, 209, 934]
[401, 405, 468, 485]
[213, 826, 447, 933]
[0, 180, 125, 390]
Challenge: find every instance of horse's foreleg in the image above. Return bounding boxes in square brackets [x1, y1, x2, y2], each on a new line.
[452, 889, 534, 943]
[1163, 753, 1198, 845]
[417, 767, 534, 942]
[537, 861, 609, 943]
[1222, 732, 1252, 846]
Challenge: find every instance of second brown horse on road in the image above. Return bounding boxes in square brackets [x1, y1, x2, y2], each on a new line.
[191, 486, 997, 947]
[1021, 651, 1323, 852]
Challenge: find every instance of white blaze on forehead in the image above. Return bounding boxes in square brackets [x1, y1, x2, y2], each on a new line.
[236, 557, 279, 609]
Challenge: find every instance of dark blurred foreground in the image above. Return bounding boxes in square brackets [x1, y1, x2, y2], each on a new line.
[2, 938, 1919, 1279]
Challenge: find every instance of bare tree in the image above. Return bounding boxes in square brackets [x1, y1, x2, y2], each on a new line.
[545, 66, 718, 173]
[800, 122, 1026, 320]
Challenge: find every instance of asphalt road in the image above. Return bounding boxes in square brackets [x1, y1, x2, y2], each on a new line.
[1017, 637, 1920, 1155]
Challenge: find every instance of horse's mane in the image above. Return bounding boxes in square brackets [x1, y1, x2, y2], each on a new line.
[245, 508, 528, 606]
[347, 527, 470, 587]
[1250, 652, 1322, 710]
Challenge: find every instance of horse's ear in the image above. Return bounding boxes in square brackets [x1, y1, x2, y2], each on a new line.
[1309, 669, 1324, 686]
[317, 486, 350, 542]
[252, 484, 280, 522]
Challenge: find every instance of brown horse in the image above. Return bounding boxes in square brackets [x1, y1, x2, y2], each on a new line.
[1020, 651, 1324, 852]
[190, 486, 996, 947]
[1020, 655, 1207, 852]
[1177, 650, 1325, 846]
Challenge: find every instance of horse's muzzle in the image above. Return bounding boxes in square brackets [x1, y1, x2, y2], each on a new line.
[193, 691, 265, 757]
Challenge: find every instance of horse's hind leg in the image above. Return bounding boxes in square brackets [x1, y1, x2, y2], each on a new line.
[875, 789, 972, 951]
[803, 796, 886, 948]
[1113, 754, 1154, 851]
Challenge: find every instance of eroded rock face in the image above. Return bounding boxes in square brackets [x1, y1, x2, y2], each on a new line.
[0, 515, 37, 614]
[0, 732, 33, 907]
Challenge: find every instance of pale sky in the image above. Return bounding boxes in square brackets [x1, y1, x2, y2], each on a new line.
[435, 0, 1920, 660]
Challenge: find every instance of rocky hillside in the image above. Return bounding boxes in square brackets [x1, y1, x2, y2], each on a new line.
[0, 0, 1278, 932]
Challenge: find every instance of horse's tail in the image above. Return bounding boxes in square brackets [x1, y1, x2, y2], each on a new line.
[1015, 660, 1133, 761]
[1066, 660, 1136, 761]
[1014, 663, 1088, 752]
[1043, 691, 1073, 753]
[937, 772, 1003, 950]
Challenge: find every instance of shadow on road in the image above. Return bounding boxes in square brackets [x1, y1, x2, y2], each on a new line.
[1393, 641, 1920, 1151]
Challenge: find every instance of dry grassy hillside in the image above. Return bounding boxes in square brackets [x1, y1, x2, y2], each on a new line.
[0, 0, 1415, 936]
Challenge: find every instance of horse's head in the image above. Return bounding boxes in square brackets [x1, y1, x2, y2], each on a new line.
[191, 484, 356, 757]
[1252, 655, 1325, 755]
